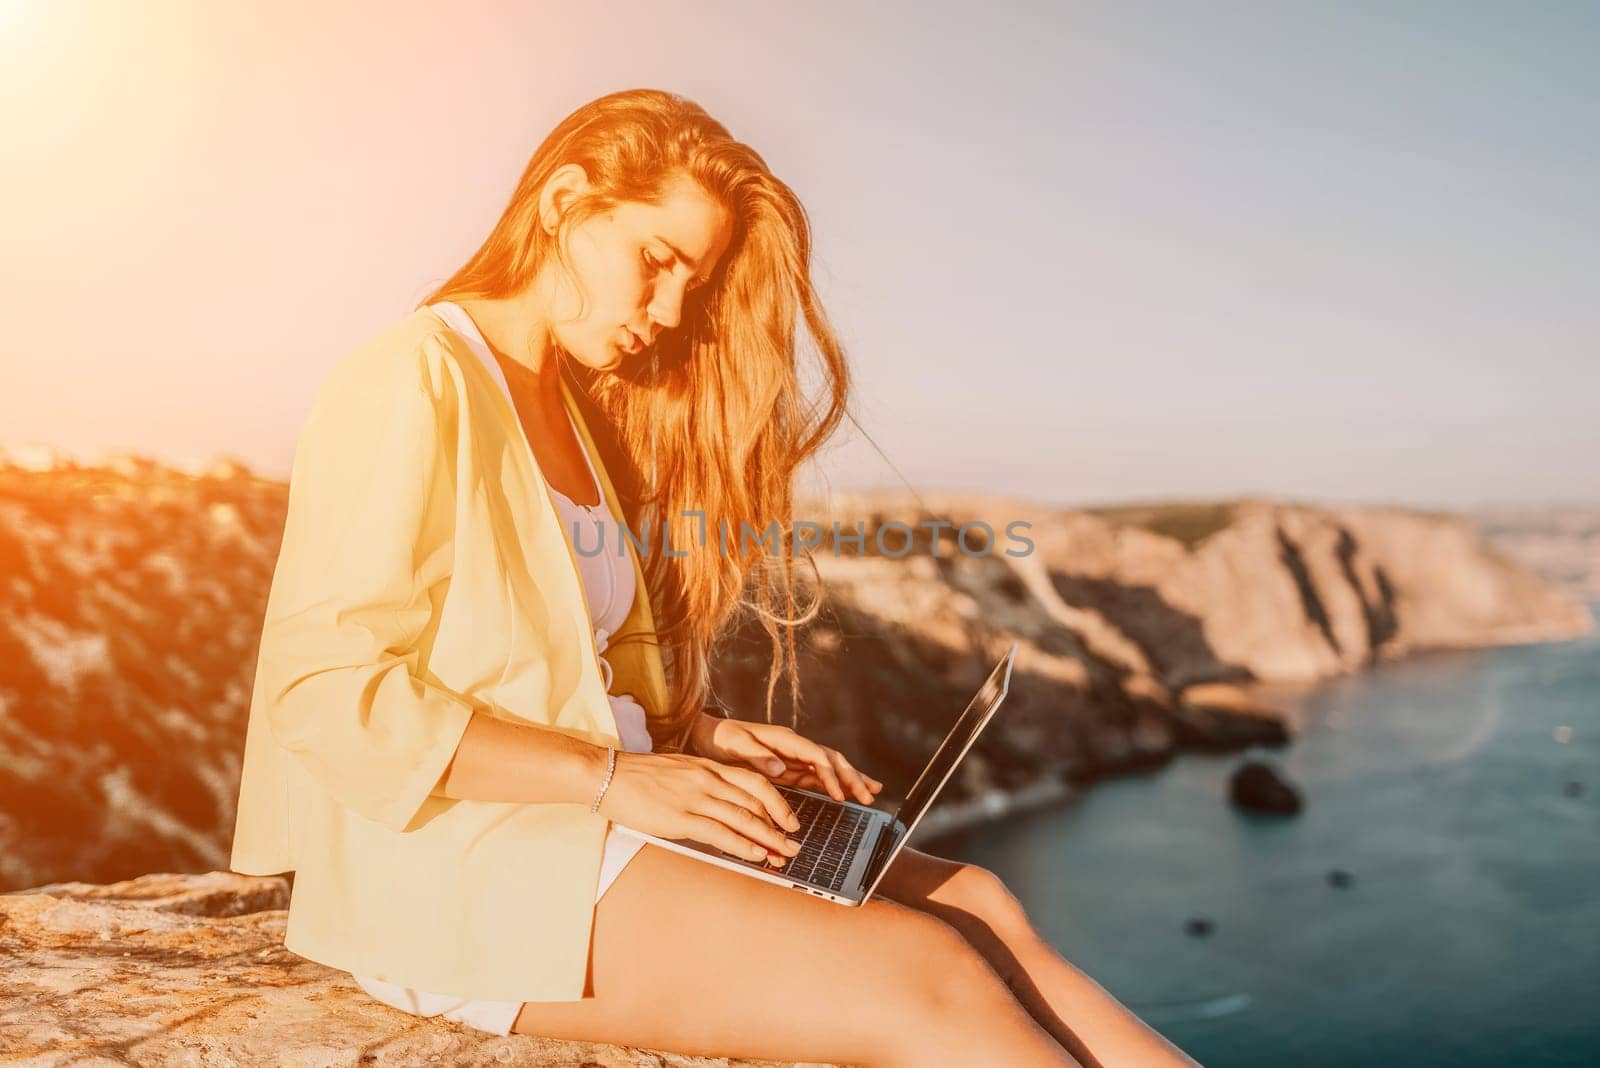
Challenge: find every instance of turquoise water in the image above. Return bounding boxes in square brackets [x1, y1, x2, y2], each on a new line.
[931, 607, 1600, 1067]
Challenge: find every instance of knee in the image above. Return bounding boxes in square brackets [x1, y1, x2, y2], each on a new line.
[894, 908, 1011, 1013]
[875, 910, 1035, 1067]
[944, 863, 1036, 946]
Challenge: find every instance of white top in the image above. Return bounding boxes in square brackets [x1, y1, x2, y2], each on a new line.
[427, 300, 653, 755]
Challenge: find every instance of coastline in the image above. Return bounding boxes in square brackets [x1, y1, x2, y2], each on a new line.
[914, 774, 1079, 845]
[911, 610, 1598, 850]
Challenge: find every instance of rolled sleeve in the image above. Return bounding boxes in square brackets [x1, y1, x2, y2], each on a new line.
[258, 342, 476, 833]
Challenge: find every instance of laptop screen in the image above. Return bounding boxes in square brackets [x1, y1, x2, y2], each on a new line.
[889, 646, 1017, 829]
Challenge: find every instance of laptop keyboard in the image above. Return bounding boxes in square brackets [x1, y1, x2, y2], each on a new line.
[770, 786, 870, 892]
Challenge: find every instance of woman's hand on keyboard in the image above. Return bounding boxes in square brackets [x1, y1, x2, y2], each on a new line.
[688, 717, 884, 807]
[597, 751, 804, 867]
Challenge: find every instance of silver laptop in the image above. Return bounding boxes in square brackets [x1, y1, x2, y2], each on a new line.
[630, 644, 1019, 905]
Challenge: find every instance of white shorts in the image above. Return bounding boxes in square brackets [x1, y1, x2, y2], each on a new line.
[350, 823, 649, 1036]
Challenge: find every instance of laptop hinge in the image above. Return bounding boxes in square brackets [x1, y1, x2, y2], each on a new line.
[865, 818, 905, 883]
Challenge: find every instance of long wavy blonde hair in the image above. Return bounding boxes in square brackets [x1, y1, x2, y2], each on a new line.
[423, 88, 851, 752]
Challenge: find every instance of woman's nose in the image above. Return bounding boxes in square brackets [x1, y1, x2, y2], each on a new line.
[646, 282, 686, 333]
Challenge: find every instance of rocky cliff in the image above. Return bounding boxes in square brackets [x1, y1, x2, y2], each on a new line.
[710, 491, 1593, 817]
[0, 455, 1590, 893]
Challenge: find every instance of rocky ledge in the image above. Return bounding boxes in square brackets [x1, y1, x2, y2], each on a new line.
[0, 871, 842, 1068]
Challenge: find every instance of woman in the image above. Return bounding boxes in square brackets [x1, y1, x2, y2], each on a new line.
[230, 89, 1198, 1067]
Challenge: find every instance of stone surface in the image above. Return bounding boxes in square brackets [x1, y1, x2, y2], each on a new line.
[0, 872, 842, 1068]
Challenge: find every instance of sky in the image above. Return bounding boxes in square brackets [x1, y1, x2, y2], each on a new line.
[2, 0, 1596, 510]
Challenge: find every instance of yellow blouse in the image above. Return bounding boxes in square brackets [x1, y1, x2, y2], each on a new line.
[229, 305, 670, 1002]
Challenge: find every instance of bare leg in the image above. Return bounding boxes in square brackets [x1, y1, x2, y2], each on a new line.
[511, 842, 1083, 1067]
[875, 846, 1203, 1068]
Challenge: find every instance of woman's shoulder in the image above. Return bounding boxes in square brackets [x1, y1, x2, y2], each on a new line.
[283, 311, 474, 499]
[314, 306, 480, 412]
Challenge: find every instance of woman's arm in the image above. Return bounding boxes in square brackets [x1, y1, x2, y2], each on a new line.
[436, 713, 608, 806]
[261, 340, 515, 832]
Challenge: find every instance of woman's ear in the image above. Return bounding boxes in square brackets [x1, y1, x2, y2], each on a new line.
[539, 163, 591, 235]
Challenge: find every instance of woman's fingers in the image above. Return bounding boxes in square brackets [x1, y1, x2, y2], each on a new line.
[681, 814, 786, 865]
[778, 737, 846, 800]
[823, 747, 876, 804]
[792, 772, 827, 794]
[744, 744, 789, 777]
[772, 765, 812, 786]
[786, 738, 873, 805]
[696, 797, 800, 864]
[745, 724, 885, 799]
[702, 762, 801, 832]
[778, 764, 883, 805]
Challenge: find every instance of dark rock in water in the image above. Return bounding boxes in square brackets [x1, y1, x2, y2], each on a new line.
[1327, 868, 1356, 889]
[1229, 759, 1304, 815]
[1565, 780, 1584, 798]
[1184, 916, 1215, 937]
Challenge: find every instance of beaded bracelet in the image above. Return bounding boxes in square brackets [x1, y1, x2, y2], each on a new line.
[589, 746, 618, 814]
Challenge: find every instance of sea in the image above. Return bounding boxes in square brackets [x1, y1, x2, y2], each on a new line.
[928, 604, 1600, 1067]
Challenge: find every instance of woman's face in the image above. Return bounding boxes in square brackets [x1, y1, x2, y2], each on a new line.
[541, 168, 734, 373]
